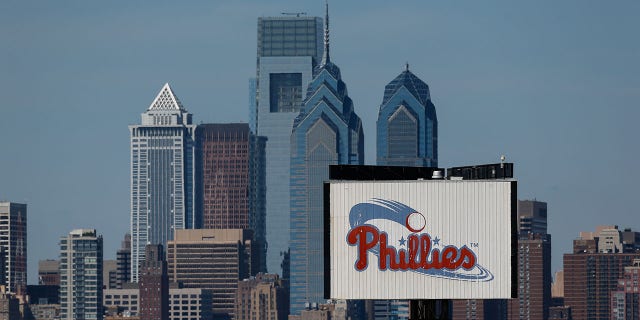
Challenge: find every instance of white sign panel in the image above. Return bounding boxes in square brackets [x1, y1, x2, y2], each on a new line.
[327, 180, 515, 300]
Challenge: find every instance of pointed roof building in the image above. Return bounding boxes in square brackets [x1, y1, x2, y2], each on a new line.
[377, 65, 438, 167]
[148, 83, 186, 112]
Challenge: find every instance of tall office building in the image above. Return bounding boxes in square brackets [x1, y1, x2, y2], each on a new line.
[129, 83, 197, 282]
[372, 66, 438, 320]
[167, 229, 254, 319]
[376, 65, 437, 167]
[139, 244, 169, 320]
[116, 233, 131, 289]
[195, 123, 267, 272]
[0, 202, 27, 294]
[255, 14, 324, 274]
[59, 229, 103, 320]
[564, 226, 640, 320]
[289, 4, 364, 314]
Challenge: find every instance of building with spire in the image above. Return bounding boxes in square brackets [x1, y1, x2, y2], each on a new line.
[129, 83, 197, 282]
[376, 64, 437, 167]
[254, 12, 324, 275]
[289, 3, 364, 314]
[372, 66, 437, 320]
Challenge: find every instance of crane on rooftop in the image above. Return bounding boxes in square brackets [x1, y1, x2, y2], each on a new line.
[281, 12, 307, 17]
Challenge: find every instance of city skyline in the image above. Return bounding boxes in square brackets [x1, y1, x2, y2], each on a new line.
[1, 1, 639, 283]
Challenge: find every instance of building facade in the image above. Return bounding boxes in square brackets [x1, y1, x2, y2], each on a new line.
[452, 200, 552, 320]
[376, 65, 437, 167]
[104, 287, 213, 320]
[139, 244, 169, 320]
[236, 273, 288, 320]
[0, 202, 27, 294]
[116, 234, 131, 289]
[255, 15, 324, 275]
[38, 260, 59, 286]
[611, 259, 640, 320]
[564, 226, 640, 320]
[196, 123, 267, 272]
[59, 229, 103, 320]
[507, 233, 552, 320]
[167, 229, 254, 319]
[289, 4, 364, 314]
[129, 83, 197, 282]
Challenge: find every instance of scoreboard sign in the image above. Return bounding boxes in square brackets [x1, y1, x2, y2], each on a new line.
[325, 179, 516, 300]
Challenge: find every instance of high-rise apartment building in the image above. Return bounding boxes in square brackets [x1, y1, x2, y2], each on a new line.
[116, 233, 131, 289]
[167, 229, 254, 319]
[611, 259, 640, 320]
[139, 244, 169, 320]
[129, 83, 197, 282]
[507, 233, 552, 320]
[236, 273, 288, 320]
[376, 65, 437, 167]
[563, 226, 640, 320]
[0, 202, 27, 294]
[59, 229, 103, 320]
[195, 123, 267, 272]
[289, 4, 364, 314]
[255, 14, 324, 275]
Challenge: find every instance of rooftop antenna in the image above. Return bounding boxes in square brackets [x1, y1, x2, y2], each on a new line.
[321, 0, 330, 66]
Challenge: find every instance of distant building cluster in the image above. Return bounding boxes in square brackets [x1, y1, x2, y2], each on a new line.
[4, 3, 639, 320]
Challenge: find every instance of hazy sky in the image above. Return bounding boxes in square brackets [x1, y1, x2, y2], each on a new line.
[1, 1, 639, 283]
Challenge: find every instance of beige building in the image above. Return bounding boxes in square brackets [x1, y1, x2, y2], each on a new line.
[236, 273, 287, 320]
[104, 287, 212, 320]
[167, 229, 254, 319]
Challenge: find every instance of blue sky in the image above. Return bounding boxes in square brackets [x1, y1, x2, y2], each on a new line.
[1, 1, 639, 283]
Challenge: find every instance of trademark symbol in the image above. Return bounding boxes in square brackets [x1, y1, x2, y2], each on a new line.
[470, 242, 479, 248]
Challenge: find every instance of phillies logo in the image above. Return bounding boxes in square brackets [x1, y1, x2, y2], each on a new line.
[346, 199, 493, 281]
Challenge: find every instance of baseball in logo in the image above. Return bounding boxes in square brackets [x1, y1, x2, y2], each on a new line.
[346, 199, 493, 281]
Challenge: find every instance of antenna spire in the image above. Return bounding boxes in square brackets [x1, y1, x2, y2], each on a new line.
[321, 0, 330, 66]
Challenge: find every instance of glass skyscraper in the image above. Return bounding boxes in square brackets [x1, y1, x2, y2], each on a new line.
[129, 83, 197, 282]
[289, 5, 364, 314]
[373, 66, 438, 320]
[255, 15, 324, 275]
[376, 65, 438, 167]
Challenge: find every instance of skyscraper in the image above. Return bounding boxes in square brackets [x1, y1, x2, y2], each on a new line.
[376, 65, 437, 167]
[0, 202, 27, 294]
[129, 83, 197, 282]
[289, 4, 364, 314]
[59, 229, 103, 320]
[195, 123, 267, 272]
[373, 66, 438, 320]
[139, 244, 169, 320]
[255, 14, 324, 275]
